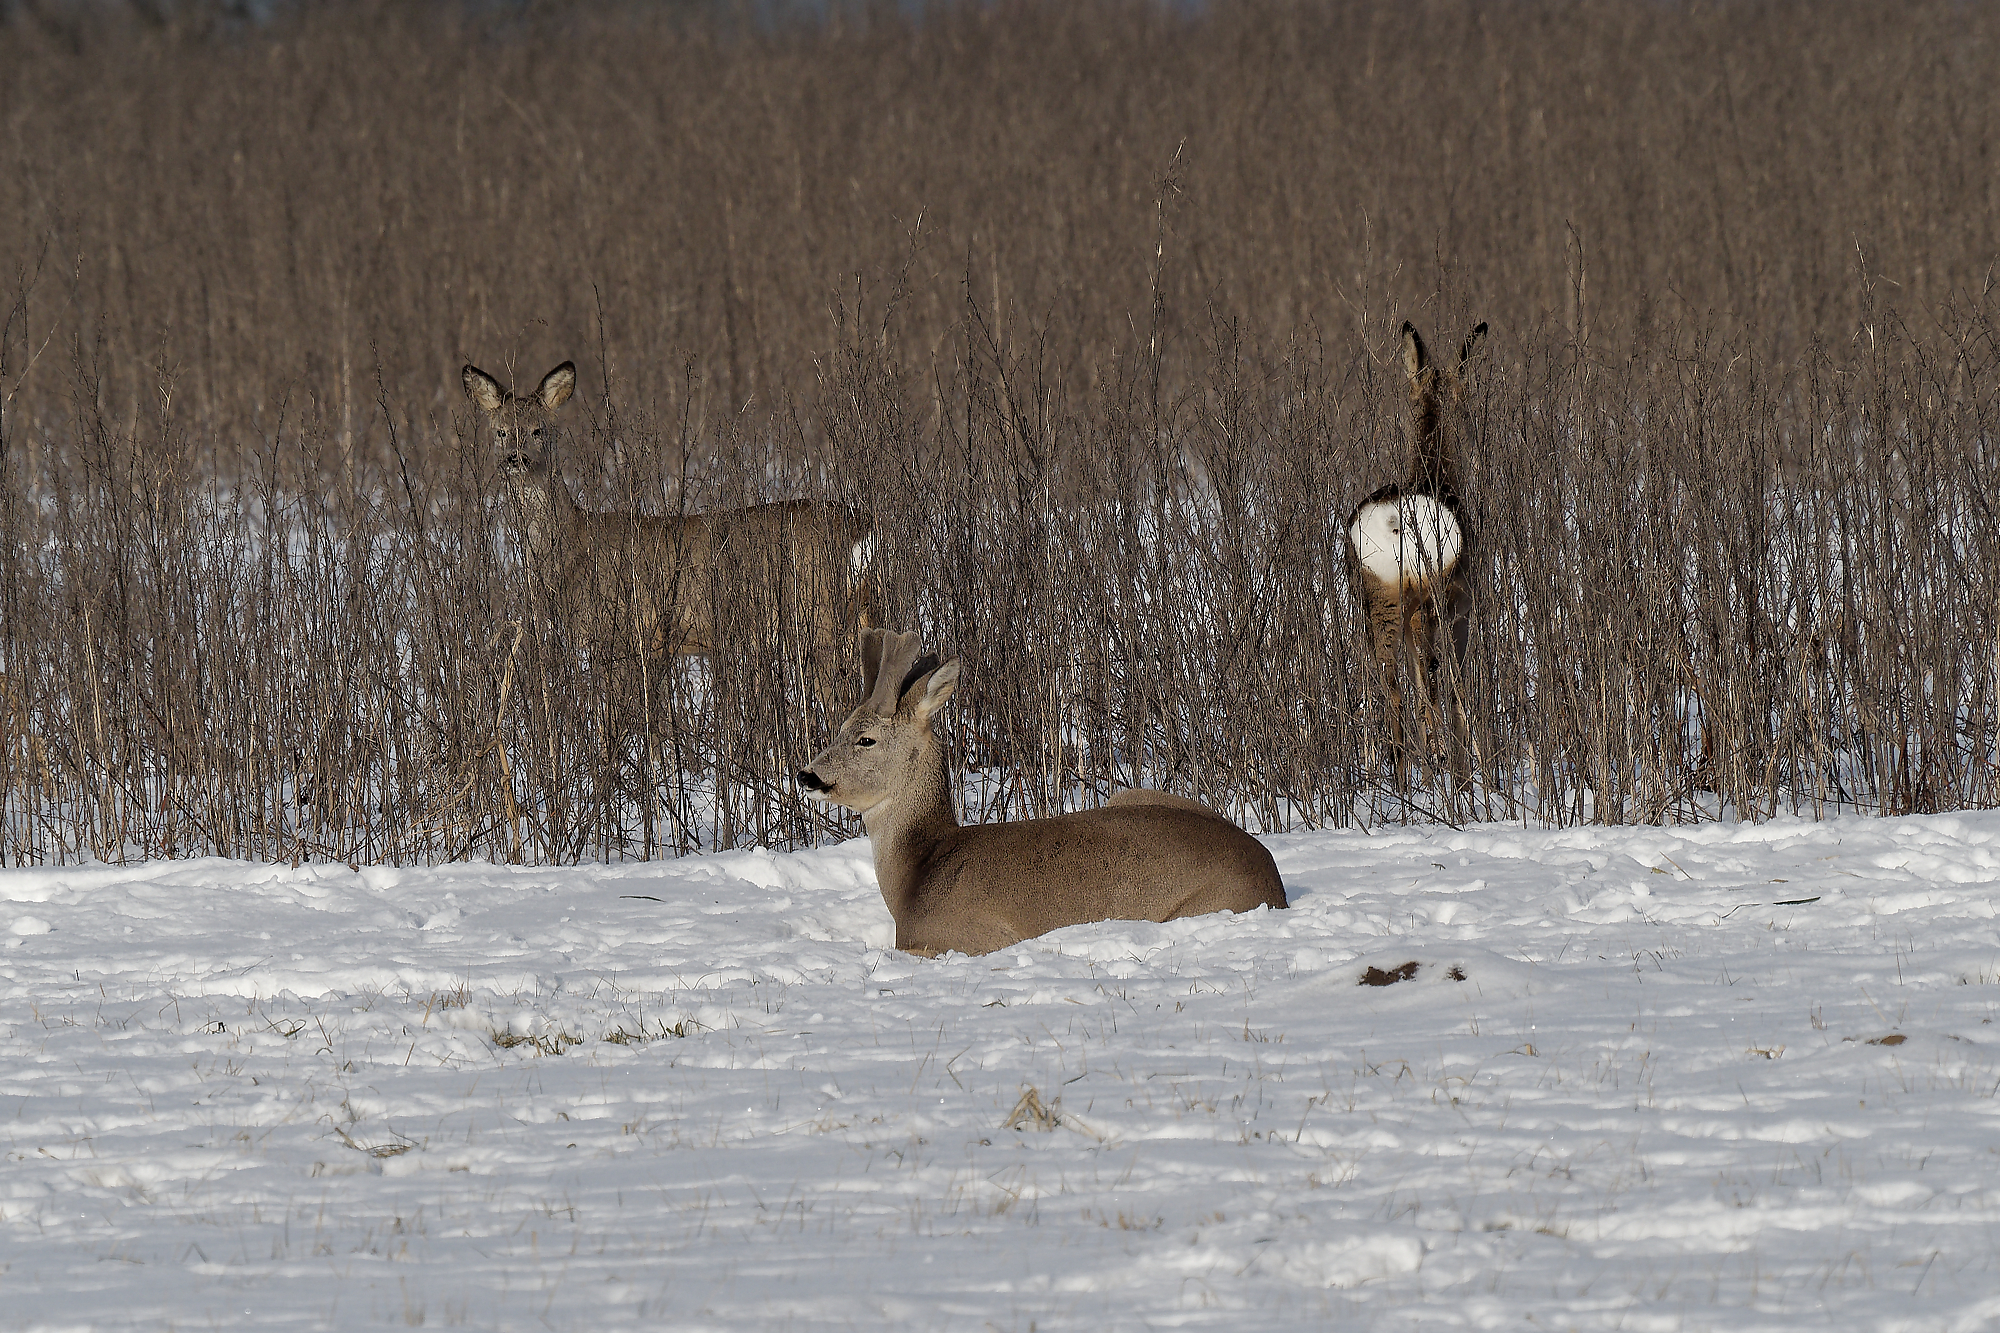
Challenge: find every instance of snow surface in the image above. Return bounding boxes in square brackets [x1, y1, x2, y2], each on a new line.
[4, 812, 2000, 1330]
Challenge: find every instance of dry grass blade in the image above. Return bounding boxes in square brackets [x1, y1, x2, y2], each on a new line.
[1002, 1086, 1061, 1133]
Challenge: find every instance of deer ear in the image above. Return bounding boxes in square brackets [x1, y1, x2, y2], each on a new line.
[462, 365, 505, 412]
[1459, 323, 1489, 365]
[537, 362, 577, 410]
[907, 659, 960, 722]
[1401, 322, 1430, 383]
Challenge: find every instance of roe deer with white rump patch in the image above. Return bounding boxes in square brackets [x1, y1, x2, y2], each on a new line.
[797, 629, 1286, 957]
[1346, 320, 1487, 765]
[462, 361, 876, 697]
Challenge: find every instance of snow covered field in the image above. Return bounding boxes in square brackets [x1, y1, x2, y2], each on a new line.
[4, 812, 1999, 1331]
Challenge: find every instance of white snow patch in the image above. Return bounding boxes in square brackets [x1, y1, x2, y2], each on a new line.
[3, 811, 2000, 1326]
[1265, 1232, 1426, 1287]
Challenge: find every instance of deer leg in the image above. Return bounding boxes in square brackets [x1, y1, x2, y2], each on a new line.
[1362, 592, 1410, 781]
[1379, 659, 1409, 786]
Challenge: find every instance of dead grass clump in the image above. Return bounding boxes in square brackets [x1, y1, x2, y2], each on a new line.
[1359, 962, 1469, 985]
[493, 1028, 584, 1057]
[1003, 1086, 1061, 1132]
[603, 1017, 697, 1044]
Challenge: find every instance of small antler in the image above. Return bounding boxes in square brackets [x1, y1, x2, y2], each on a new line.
[862, 630, 933, 714]
[858, 629, 890, 705]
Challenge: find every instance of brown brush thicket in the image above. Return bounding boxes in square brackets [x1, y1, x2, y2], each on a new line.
[0, 0, 1996, 864]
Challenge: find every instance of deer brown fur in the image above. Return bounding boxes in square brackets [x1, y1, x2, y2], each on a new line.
[1345, 321, 1487, 764]
[463, 362, 876, 688]
[797, 630, 1286, 957]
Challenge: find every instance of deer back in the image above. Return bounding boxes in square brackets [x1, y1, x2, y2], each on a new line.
[465, 361, 874, 659]
[896, 801, 1287, 956]
[621, 499, 877, 656]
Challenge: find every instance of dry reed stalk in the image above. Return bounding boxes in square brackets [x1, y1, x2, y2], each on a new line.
[0, 2, 1993, 863]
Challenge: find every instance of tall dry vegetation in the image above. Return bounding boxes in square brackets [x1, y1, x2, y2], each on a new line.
[0, 0, 1996, 864]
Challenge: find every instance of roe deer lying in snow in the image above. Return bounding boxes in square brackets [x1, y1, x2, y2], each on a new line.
[797, 629, 1287, 956]
[462, 361, 876, 691]
[1346, 321, 1487, 764]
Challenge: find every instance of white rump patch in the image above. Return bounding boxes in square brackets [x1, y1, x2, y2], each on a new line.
[850, 532, 876, 577]
[1347, 494, 1462, 584]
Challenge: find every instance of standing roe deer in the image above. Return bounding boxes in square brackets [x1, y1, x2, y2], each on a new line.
[1346, 321, 1487, 765]
[462, 362, 876, 694]
[797, 629, 1286, 957]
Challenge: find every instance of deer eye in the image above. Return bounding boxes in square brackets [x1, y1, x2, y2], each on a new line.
[855, 736, 876, 748]
[531, 426, 542, 438]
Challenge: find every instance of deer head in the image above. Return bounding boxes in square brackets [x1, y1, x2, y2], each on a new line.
[463, 361, 579, 546]
[797, 629, 955, 820]
[1400, 320, 1487, 496]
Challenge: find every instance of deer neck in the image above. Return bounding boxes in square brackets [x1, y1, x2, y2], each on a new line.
[514, 475, 580, 560]
[860, 736, 960, 919]
[1407, 422, 1460, 497]
[1405, 384, 1463, 497]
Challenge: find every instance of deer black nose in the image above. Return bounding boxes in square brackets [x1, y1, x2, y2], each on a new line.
[500, 452, 532, 474]
[797, 769, 828, 793]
